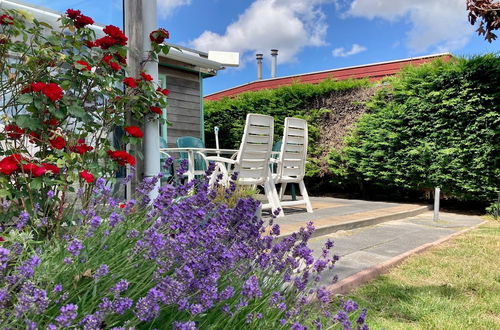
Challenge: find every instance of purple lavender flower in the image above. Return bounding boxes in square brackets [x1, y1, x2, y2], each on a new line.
[173, 321, 197, 330]
[63, 257, 73, 264]
[316, 287, 331, 304]
[357, 308, 368, 325]
[176, 159, 189, 176]
[15, 282, 48, 317]
[47, 324, 57, 330]
[127, 229, 139, 238]
[291, 322, 307, 330]
[18, 255, 41, 278]
[110, 279, 129, 296]
[342, 299, 359, 313]
[79, 313, 104, 329]
[47, 190, 55, 199]
[94, 264, 109, 279]
[0, 247, 10, 270]
[325, 239, 334, 249]
[25, 320, 37, 330]
[0, 289, 9, 308]
[16, 211, 29, 230]
[90, 215, 102, 228]
[53, 284, 63, 293]
[271, 224, 280, 236]
[112, 297, 133, 314]
[67, 239, 83, 256]
[134, 295, 160, 322]
[242, 275, 262, 299]
[55, 303, 78, 327]
[96, 177, 106, 189]
[108, 212, 123, 227]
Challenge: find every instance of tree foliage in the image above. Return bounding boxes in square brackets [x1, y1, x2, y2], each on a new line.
[467, 0, 500, 42]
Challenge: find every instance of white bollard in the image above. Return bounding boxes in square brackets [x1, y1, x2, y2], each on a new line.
[433, 187, 440, 222]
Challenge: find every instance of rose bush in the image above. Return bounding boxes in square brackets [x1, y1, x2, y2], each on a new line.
[0, 8, 169, 237]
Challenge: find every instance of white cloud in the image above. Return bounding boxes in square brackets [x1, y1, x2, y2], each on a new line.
[332, 43, 366, 57]
[190, 0, 332, 64]
[348, 0, 474, 53]
[157, 0, 192, 18]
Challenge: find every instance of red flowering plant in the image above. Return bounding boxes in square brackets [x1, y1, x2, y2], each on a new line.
[0, 8, 169, 237]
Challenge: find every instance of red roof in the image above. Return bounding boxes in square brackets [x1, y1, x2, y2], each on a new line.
[205, 53, 452, 101]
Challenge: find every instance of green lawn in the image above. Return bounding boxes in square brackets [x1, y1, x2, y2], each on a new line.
[335, 219, 500, 329]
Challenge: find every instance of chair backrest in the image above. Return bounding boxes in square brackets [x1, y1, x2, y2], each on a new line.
[176, 136, 207, 170]
[235, 114, 274, 185]
[277, 117, 308, 180]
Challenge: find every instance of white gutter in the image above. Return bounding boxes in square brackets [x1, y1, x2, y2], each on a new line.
[160, 48, 224, 76]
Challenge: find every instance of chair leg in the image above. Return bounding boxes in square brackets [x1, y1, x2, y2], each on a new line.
[265, 177, 284, 217]
[279, 182, 287, 201]
[298, 180, 313, 213]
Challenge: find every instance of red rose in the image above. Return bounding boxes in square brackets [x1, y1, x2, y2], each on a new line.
[85, 40, 96, 48]
[43, 119, 59, 127]
[0, 155, 19, 175]
[42, 83, 63, 102]
[49, 136, 67, 150]
[94, 36, 116, 49]
[31, 82, 46, 92]
[124, 125, 143, 138]
[23, 163, 46, 177]
[110, 61, 121, 71]
[5, 124, 25, 140]
[156, 87, 170, 96]
[75, 60, 91, 71]
[28, 132, 41, 144]
[65, 9, 81, 19]
[115, 54, 127, 65]
[69, 139, 93, 154]
[123, 77, 137, 88]
[95, 25, 127, 49]
[119, 203, 125, 208]
[150, 106, 163, 115]
[140, 72, 153, 81]
[42, 163, 60, 175]
[80, 170, 95, 183]
[107, 150, 136, 166]
[0, 14, 14, 25]
[74, 14, 94, 29]
[0, 236, 4, 241]
[149, 28, 169, 44]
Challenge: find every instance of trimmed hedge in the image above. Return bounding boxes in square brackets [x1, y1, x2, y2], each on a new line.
[337, 54, 500, 202]
[204, 79, 370, 176]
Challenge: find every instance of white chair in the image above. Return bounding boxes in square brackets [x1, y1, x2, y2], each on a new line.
[206, 114, 284, 217]
[272, 117, 313, 213]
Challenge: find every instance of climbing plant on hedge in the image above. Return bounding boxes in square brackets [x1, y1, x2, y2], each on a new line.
[337, 54, 499, 203]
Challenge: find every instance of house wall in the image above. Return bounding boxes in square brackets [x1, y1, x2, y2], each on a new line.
[158, 64, 202, 148]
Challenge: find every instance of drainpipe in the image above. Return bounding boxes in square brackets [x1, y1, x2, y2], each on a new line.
[124, 0, 160, 200]
[270, 49, 278, 78]
[256, 53, 263, 80]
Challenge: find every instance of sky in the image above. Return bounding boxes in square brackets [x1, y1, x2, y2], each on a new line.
[22, 0, 500, 96]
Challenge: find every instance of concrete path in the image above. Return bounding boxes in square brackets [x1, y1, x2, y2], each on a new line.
[305, 211, 485, 293]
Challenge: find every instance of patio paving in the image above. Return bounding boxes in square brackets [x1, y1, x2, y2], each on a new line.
[305, 211, 485, 293]
[262, 196, 430, 238]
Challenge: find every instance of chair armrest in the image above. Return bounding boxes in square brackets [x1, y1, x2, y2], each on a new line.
[205, 156, 237, 165]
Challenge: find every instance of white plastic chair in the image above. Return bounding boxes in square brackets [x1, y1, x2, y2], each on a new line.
[206, 113, 284, 217]
[272, 117, 313, 213]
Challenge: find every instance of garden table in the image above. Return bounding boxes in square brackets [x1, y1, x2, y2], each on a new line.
[159, 147, 281, 182]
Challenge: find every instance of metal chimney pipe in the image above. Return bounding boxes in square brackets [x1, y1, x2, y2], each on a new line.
[256, 53, 263, 80]
[270, 49, 278, 78]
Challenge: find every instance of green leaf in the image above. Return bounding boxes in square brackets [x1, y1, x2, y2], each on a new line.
[17, 94, 33, 104]
[67, 104, 87, 119]
[14, 115, 42, 131]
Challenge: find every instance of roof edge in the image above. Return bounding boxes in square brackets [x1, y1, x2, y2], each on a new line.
[205, 52, 452, 98]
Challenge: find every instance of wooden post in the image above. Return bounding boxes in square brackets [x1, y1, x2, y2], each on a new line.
[433, 187, 440, 222]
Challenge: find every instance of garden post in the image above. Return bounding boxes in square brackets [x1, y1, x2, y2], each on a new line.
[433, 187, 440, 222]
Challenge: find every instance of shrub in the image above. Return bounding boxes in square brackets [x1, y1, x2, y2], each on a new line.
[332, 55, 499, 203]
[0, 162, 367, 329]
[0, 8, 169, 237]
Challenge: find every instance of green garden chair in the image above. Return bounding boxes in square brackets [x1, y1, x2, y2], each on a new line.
[176, 136, 208, 175]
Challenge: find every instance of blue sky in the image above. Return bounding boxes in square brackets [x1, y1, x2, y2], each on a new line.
[24, 0, 500, 95]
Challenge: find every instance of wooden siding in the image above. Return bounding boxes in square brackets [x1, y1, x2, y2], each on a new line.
[159, 65, 201, 147]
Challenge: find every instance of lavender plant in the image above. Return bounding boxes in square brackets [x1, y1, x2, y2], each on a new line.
[0, 161, 368, 329]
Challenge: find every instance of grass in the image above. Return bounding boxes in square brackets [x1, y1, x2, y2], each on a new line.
[334, 219, 500, 329]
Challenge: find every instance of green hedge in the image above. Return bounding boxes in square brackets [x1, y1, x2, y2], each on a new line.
[204, 79, 370, 176]
[337, 54, 500, 202]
